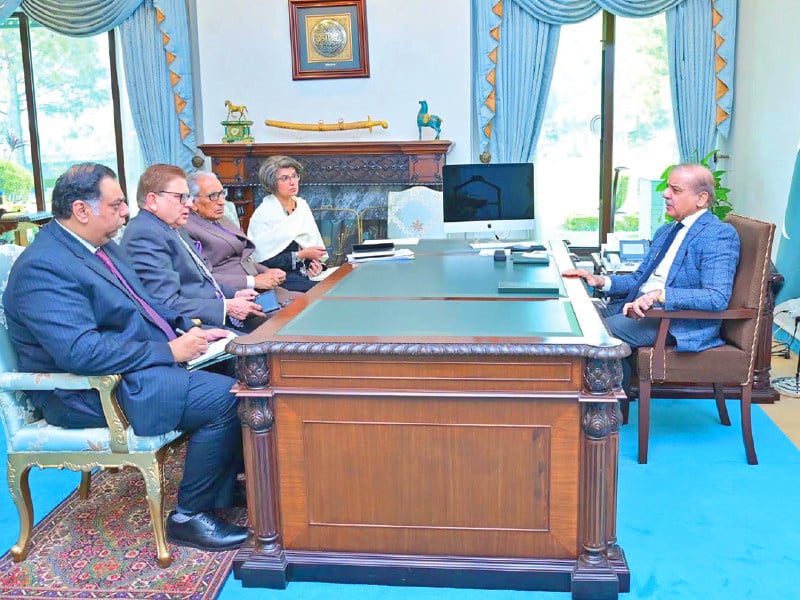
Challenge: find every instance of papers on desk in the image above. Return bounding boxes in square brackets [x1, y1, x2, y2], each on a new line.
[347, 248, 415, 263]
[309, 265, 339, 282]
[360, 237, 420, 246]
[186, 331, 238, 369]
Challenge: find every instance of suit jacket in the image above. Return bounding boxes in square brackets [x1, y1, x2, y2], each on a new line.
[609, 210, 740, 352]
[3, 221, 196, 436]
[120, 210, 235, 327]
[183, 211, 267, 289]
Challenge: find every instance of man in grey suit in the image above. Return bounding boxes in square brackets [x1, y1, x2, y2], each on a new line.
[563, 163, 740, 391]
[183, 171, 296, 301]
[3, 163, 248, 551]
[120, 164, 266, 332]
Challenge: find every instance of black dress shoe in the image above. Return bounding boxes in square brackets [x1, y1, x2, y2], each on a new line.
[167, 510, 248, 551]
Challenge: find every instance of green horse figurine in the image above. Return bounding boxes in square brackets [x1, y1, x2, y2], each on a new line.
[417, 100, 443, 140]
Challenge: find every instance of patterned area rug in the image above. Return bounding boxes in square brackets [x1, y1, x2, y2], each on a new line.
[0, 444, 244, 599]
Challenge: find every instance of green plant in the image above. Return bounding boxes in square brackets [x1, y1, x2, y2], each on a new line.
[0, 160, 34, 202]
[655, 150, 733, 220]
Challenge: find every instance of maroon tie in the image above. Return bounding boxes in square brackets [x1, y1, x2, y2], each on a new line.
[95, 247, 177, 341]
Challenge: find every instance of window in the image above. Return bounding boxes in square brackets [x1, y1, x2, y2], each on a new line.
[0, 13, 142, 214]
[533, 12, 679, 249]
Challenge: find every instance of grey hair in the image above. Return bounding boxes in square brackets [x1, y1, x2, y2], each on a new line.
[186, 171, 221, 197]
[258, 155, 304, 195]
[671, 163, 716, 206]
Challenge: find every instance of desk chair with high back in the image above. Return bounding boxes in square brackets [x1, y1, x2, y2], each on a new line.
[633, 213, 776, 465]
[0, 244, 184, 567]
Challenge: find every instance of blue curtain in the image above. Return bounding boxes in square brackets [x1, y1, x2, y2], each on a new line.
[119, 0, 197, 170]
[667, 0, 716, 163]
[713, 0, 737, 139]
[474, 0, 725, 167]
[0, 0, 196, 169]
[491, 1, 558, 163]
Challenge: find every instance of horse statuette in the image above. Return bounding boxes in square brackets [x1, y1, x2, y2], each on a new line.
[417, 100, 443, 140]
[224, 100, 248, 122]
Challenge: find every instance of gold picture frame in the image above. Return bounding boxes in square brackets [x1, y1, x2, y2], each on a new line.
[288, 0, 370, 80]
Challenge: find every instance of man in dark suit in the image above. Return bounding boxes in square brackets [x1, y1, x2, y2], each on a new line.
[3, 163, 248, 552]
[563, 163, 740, 390]
[120, 164, 266, 331]
[183, 171, 296, 302]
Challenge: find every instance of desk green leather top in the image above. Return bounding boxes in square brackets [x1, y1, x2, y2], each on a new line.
[276, 298, 581, 338]
[327, 253, 564, 298]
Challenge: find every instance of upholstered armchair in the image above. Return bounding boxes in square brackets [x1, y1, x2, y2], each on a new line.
[633, 214, 776, 465]
[0, 244, 183, 567]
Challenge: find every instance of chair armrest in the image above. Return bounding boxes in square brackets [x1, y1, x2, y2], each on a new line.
[641, 307, 757, 381]
[644, 307, 756, 321]
[0, 372, 130, 452]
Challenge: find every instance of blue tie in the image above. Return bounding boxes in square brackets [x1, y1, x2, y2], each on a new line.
[623, 222, 683, 304]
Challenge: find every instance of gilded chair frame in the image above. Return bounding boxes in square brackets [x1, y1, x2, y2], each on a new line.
[0, 372, 184, 568]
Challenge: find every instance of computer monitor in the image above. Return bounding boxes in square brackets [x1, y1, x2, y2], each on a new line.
[442, 162, 535, 235]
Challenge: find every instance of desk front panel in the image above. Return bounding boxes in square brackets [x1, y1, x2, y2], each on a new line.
[276, 391, 580, 559]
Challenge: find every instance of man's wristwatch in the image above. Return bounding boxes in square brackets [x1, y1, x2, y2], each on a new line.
[658, 290, 666, 304]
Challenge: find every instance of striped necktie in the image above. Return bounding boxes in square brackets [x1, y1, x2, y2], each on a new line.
[95, 247, 177, 341]
[623, 222, 684, 304]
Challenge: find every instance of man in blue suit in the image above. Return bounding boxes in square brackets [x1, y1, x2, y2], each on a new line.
[120, 164, 266, 332]
[564, 163, 740, 390]
[3, 163, 248, 552]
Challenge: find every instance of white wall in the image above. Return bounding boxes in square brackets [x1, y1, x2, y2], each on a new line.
[194, 0, 800, 255]
[726, 0, 800, 258]
[194, 0, 472, 164]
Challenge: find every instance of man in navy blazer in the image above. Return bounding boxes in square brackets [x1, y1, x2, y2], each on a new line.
[3, 163, 248, 552]
[120, 164, 265, 331]
[563, 163, 740, 390]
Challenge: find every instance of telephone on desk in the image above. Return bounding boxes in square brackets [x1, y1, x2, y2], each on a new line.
[600, 239, 649, 273]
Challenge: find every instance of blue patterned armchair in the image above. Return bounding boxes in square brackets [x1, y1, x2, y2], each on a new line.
[0, 244, 183, 568]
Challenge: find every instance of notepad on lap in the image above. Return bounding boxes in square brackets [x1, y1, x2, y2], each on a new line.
[187, 331, 238, 368]
[497, 280, 560, 295]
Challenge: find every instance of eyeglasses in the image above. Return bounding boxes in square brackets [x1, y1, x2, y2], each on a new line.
[156, 190, 194, 205]
[196, 189, 228, 202]
[277, 173, 300, 183]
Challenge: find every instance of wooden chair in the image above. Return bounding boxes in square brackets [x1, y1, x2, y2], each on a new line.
[634, 213, 776, 465]
[0, 244, 184, 567]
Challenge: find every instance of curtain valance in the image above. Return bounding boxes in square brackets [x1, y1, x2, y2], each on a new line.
[0, 0, 142, 36]
[508, 0, 687, 24]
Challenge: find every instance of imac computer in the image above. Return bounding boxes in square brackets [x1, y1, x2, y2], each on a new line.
[442, 162, 535, 235]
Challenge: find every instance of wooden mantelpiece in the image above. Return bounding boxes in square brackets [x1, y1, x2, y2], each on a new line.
[198, 141, 453, 232]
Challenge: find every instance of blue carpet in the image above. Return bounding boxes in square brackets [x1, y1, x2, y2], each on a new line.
[3, 400, 799, 600]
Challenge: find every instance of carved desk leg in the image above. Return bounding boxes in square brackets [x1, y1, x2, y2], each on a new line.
[572, 358, 622, 600]
[233, 355, 288, 588]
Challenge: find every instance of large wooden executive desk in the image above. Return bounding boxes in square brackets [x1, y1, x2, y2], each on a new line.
[228, 240, 630, 599]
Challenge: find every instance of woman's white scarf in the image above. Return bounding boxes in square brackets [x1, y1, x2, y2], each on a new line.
[249, 194, 328, 262]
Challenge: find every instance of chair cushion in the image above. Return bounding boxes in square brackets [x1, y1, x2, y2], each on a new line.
[637, 344, 750, 384]
[9, 418, 182, 453]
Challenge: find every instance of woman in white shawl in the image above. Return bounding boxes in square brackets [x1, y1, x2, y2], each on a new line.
[249, 156, 328, 292]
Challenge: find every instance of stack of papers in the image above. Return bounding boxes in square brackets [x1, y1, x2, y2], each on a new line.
[347, 248, 415, 263]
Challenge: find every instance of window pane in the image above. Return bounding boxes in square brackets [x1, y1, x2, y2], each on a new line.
[534, 14, 602, 247]
[613, 14, 679, 241]
[29, 21, 118, 211]
[0, 16, 36, 214]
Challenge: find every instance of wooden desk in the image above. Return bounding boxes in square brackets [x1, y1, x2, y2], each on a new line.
[228, 241, 630, 599]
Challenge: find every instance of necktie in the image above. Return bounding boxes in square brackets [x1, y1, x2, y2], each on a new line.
[175, 231, 224, 299]
[623, 222, 684, 304]
[95, 247, 177, 341]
